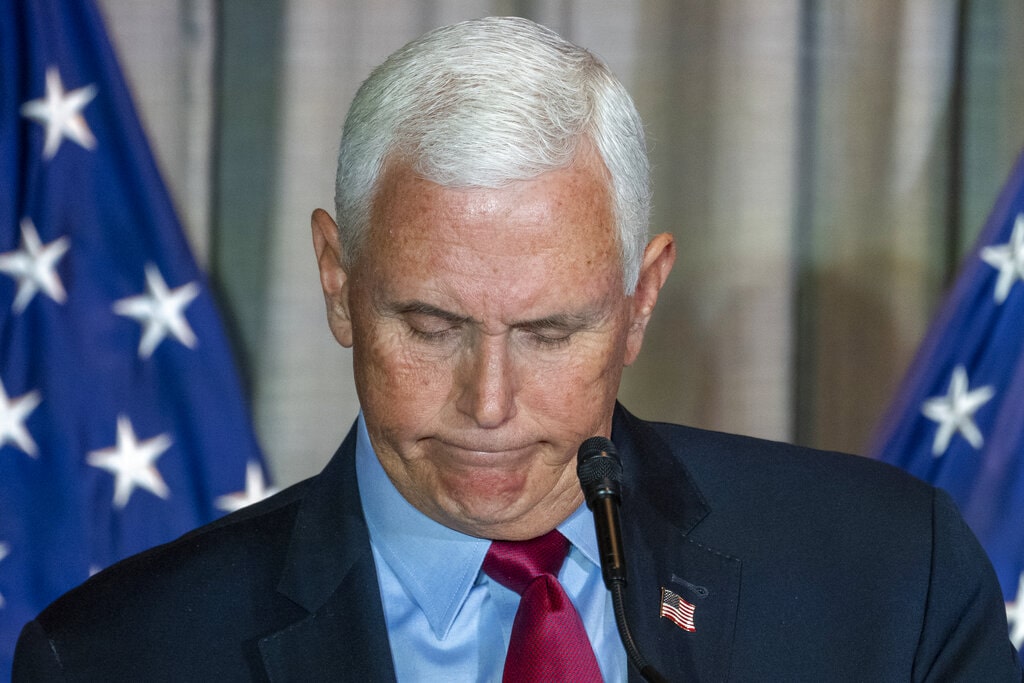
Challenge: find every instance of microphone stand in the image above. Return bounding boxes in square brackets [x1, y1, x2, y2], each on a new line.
[578, 437, 670, 683]
[611, 581, 669, 683]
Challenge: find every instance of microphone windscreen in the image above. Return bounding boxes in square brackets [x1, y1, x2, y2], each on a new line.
[576, 436, 622, 504]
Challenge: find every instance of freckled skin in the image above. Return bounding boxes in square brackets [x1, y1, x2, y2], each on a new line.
[312, 148, 675, 541]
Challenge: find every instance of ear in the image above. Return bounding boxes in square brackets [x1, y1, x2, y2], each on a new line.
[311, 208, 354, 348]
[624, 233, 676, 365]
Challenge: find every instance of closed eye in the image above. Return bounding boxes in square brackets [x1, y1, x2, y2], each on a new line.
[409, 323, 460, 342]
[515, 313, 594, 349]
[393, 301, 469, 343]
[524, 329, 573, 348]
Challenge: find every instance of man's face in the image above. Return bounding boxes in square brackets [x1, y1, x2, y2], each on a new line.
[313, 149, 674, 540]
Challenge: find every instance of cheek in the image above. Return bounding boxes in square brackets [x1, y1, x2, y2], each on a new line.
[516, 337, 627, 420]
[353, 326, 455, 429]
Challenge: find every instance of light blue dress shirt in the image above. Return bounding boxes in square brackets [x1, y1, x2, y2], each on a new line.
[354, 414, 628, 682]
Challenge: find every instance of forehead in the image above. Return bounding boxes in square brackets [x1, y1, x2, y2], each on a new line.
[359, 158, 622, 316]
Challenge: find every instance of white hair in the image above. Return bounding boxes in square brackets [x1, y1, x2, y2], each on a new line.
[335, 16, 651, 293]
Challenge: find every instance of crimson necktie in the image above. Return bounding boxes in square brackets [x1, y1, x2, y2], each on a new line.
[482, 530, 604, 682]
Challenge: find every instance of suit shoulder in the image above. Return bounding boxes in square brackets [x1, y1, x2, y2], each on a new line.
[631, 417, 944, 554]
[32, 476, 314, 644]
[17, 430, 372, 678]
[645, 418, 933, 504]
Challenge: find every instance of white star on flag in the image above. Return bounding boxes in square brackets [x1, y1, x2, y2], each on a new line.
[980, 213, 1024, 304]
[1006, 573, 1024, 650]
[215, 461, 279, 513]
[0, 542, 9, 608]
[921, 365, 995, 457]
[19, 66, 98, 160]
[87, 415, 172, 509]
[113, 264, 200, 359]
[0, 218, 70, 313]
[0, 378, 42, 457]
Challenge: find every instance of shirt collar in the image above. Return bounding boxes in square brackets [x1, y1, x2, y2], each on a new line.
[355, 413, 600, 638]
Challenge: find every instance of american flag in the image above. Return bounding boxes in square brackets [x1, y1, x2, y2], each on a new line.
[660, 587, 697, 632]
[871, 150, 1024, 652]
[0, 0, 269, 672]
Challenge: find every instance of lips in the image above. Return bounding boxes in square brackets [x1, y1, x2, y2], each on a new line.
[427, 438, 538, 467]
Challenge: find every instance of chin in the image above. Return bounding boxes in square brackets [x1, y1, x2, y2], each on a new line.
[437, 475, 581, 540]
[441, 473, 530, 526]
[389, 445, 582, 537]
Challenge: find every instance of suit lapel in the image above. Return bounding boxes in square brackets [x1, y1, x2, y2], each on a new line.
[257, 429, 397, 682]
[614, 406, 741, 683]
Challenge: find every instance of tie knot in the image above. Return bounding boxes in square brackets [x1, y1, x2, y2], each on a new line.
[482, 529, 569, 594]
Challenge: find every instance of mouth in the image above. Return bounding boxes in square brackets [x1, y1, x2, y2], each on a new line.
[427, 438, 538, 467]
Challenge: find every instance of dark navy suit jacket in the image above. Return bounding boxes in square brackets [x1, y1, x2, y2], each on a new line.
[13, 405, 1022, 681]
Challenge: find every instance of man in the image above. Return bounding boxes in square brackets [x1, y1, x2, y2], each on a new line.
[13, 16, 1021, 682]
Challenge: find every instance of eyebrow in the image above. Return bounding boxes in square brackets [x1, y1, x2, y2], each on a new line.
[513, 312, 598, 333]
[390, 301, 472, 325]
[389, 300, 600, 331]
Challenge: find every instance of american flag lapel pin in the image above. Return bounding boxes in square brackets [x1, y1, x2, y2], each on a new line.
[660, 587, 696, 632]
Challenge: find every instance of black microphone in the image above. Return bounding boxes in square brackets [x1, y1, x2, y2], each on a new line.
[577, 436, 627, 588]
[577, 437, 669, 683]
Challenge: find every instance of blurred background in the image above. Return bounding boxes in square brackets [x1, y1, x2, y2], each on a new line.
[96, 0, 1024, 488]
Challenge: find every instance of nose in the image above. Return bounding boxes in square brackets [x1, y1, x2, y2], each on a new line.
[455, 332, 516, 428]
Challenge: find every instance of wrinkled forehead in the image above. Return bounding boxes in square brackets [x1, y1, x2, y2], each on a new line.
[373, 144, 615, 238]
[369, 154, 615, 251]
[356, 157, 624, 312]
